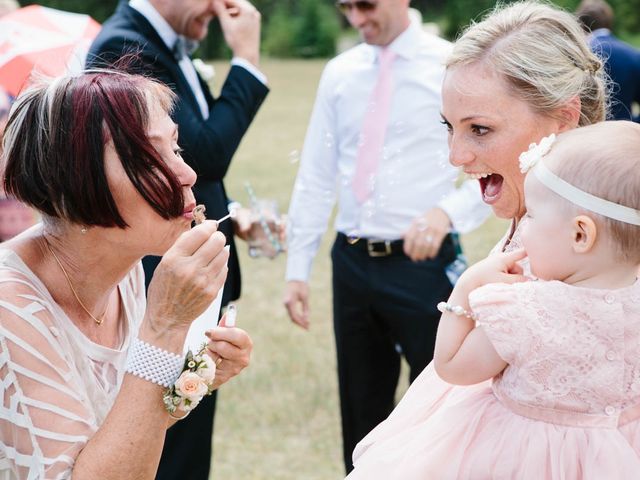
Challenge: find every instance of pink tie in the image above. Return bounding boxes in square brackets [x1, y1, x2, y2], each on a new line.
[352, 47, 397, 203]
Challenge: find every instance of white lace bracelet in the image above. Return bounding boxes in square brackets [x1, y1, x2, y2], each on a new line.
[437, 301, 476, 320]
[125, 338, 185, 388]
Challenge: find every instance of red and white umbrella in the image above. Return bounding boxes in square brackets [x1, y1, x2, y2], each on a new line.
[0, 5, 101, 97]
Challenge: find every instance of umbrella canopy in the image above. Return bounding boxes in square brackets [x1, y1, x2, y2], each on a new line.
[0, 5, 101, 96]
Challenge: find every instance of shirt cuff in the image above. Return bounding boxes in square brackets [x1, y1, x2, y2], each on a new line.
[231, 57, 268, 86]
[285, 253, 313, 283]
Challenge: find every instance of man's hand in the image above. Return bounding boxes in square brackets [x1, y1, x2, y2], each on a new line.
[283, 280, 310, 330]
[403, 207, 452, 262]
[231, 207, 252, 241]
[213, 0, 261, 67]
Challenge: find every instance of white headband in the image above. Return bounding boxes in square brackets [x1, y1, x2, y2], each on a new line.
[519, 134, 640, 226]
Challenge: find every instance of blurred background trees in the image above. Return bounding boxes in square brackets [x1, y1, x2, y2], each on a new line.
[18, 0, 640, 58]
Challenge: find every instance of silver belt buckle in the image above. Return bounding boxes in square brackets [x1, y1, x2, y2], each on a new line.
[367, 239, 392, 257]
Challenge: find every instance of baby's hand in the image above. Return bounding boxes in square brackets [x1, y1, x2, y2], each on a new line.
[458, 249, 528, 291]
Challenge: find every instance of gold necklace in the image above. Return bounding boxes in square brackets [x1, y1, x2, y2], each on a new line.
[45, 240, 107, 326]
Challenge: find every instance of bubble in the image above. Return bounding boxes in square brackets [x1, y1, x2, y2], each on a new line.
[368, 101, 377, 114]
[357, 134, 366, 147]
[288, 149, 300, 164]
[393, 120, 406, 135]
[367, 174, 376, 190]
[322, 189, 334, 205]
[324, 132, 335, 149]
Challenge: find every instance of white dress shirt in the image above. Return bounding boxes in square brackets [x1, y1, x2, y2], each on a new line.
[129, 0, 267, 119]
[286, 22, 490, 282]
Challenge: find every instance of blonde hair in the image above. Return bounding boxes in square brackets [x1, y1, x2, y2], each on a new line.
[447, 1, 608, 126]
[549, 121, 640, 263]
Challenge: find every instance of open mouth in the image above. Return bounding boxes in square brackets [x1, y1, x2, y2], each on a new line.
[479, 174, 504, 204]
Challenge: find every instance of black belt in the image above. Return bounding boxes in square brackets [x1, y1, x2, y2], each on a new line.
[337, 232, 456, 260]
[337, 233, 405, 257]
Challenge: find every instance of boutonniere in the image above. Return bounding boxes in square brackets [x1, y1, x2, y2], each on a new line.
[519, 133, 556, 173]
[192, 59, 215, 82]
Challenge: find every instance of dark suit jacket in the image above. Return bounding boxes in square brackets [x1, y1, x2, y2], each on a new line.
[87, 2, 269, 304]
[591, 31, 640, 122]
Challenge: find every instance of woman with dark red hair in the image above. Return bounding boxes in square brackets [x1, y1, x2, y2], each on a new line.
[0, 70, 252, 479]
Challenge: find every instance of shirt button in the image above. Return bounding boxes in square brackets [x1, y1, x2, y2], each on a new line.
[605, 405, 616, 416]
[604, 293, 615, 304]
[606, 351, 616, 361]
[49, 326, 59, 337]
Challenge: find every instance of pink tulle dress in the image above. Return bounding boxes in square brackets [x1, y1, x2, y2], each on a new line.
[348, 276, 640, 480]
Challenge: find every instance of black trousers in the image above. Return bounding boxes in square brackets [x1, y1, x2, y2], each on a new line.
[331, 233, 456, 473]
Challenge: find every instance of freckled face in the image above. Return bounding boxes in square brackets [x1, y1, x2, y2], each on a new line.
[441, 62, 560, 221]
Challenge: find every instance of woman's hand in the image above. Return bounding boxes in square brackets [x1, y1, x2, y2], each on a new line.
[146, 220, 229, 333]
[205, 313, 253, 389]
[458, 248, 528, 292]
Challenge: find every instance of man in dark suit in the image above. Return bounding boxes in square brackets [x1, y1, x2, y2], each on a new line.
[88, 1, 268, 478]
[577, 0, 640, 122]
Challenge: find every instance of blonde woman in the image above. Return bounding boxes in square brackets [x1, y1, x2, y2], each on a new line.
[348, 2, 621, 478]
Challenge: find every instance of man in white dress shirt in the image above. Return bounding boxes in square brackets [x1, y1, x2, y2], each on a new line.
[283, 0, 489, 472]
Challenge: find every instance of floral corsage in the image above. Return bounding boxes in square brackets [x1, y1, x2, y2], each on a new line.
[192, 59, 215, 82]
[163, 345, 216, 415]
[519, 133, 556, 173]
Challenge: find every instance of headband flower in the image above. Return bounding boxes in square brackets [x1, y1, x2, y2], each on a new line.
[519, 133, 556, 173]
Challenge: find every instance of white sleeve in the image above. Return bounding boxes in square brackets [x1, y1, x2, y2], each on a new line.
[437, 178, 492, 234]
[230, 57, 268, 86]
[285, 65, 339, 282]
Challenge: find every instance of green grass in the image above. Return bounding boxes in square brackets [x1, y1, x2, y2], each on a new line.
[208, 59, 508, 479]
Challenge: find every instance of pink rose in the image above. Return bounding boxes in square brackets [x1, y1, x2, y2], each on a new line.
[174, 371, 208, 402]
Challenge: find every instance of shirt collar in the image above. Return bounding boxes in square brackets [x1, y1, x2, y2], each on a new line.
[129, 0, 178, 51]
[371, 21, 421, 62]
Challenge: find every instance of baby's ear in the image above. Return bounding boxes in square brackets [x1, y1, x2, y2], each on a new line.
[572, 214, 597, 253]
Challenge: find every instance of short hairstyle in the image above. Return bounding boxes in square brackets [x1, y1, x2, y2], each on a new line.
[446, 1, 608, 127]
[548, 121, 640, 263]
[2, 70, 184, 228]
[576, 0, 614, 32]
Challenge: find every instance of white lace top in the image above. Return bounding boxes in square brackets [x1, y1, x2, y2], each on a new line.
[0, 249, 146, 479]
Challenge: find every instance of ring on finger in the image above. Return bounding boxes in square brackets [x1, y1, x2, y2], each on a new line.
[215, 357, 223, 367]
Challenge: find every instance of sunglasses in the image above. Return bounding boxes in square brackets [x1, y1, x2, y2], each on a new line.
[335, 1, 378, 15]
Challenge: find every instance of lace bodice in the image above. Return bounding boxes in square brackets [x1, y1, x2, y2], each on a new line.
[469, 279, 640, 427]
[0, 249, 145, 479]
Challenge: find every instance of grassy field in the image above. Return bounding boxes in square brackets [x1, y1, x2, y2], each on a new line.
[209, 59, 509, 479]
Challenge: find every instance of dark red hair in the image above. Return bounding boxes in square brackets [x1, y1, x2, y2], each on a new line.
[2, 70, 184, 228]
